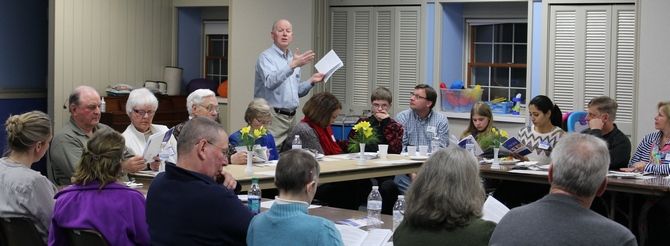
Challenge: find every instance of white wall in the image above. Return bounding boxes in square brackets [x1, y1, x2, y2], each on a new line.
[49, 0, 173, 130]
[635, 0, 670, 145]
[227, 0, 314, 131]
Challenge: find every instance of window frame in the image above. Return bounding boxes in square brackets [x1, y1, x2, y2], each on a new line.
[465, 19, 528, 103]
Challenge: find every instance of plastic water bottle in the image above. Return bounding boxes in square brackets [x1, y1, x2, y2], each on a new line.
[100, 97, 106, 113]
[465, 138, 475, 156]
[367, 186, 382, 229]
[393, 195, 405, 231]
[431, 137, 441, 154]
[248, 177, 261, 214]
[291, 135, 302, 150]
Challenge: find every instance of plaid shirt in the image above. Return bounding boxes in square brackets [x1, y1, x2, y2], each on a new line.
[396, 109, 450, 152]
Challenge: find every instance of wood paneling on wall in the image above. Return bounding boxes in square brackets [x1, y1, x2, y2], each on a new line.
[49, 0, 173, 130]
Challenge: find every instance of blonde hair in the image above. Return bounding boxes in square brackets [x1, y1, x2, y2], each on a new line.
[71, 129, 126, 188]
[4, 111, 51, 155]
[658, 101, 670, 121]
[244, 98, 272, 124]
[462, 102, 493, 139]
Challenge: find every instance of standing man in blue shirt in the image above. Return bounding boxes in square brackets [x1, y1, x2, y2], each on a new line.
[255, 19, 324, 149]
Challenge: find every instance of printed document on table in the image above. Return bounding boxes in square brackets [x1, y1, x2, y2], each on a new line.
[334, 224, 391, 246]
[315, 49, 343, 83]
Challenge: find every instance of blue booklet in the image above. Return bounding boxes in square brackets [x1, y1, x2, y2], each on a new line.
[501, 137, 532, 156]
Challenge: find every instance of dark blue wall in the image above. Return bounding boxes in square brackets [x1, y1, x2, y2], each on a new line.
[0, 0, 49, 174]
[178, 8, 203, 94]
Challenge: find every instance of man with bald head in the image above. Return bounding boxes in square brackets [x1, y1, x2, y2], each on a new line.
[254, 19, 325, 149]
[147, 117, 253, 245]
[48, 86, 145, 185]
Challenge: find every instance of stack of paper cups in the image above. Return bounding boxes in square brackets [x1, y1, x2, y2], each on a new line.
[163, 66, 183, 95]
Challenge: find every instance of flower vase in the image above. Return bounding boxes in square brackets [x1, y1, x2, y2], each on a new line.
[245, 150, 254, 175]
[492, 147, 501, 169]
[358, 143, 366, 164]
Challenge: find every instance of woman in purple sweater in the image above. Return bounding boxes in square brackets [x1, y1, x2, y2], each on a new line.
[49, 130, 150, 246]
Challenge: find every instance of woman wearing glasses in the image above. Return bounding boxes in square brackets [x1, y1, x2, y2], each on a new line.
[122, 88, 170, 170]
[228, 98, 279, 164]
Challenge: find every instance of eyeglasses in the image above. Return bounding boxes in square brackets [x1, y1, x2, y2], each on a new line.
[133, 109, 155, 117]
[372, 103, 389, 110]
[410, 92, 427, 100]
[206, 140, 229, 156]
[198, 104, 219, 113]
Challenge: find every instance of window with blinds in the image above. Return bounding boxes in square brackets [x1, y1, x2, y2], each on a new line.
[329, 6, 421, 115]
[547, 4, 636, 135]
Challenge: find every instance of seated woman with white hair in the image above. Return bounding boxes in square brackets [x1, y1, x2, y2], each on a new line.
[122, 88, 170, 170]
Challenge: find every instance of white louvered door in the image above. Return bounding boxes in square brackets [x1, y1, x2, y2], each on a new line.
[329, 6, 420, 116]
[547, 4, 635, 135]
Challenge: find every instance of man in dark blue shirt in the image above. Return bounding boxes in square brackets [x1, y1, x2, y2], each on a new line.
[147, 117, 254, 245]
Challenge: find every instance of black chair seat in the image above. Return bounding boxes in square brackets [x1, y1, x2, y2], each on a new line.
[0, 217, 45, 246]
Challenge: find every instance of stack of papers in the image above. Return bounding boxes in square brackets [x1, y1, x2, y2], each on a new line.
[334, 224, 392, 246]
[315, 50, 344, 82]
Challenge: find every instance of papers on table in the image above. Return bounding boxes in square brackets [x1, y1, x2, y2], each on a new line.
[334, 224, 392, 246]
[607, 171, 655, 180]
[134, 170, 158, 177]
[482, 196, 509, 223]
[315, 49, 343, 82]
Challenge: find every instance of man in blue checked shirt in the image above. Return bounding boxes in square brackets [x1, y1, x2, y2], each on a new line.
[393, 84, 450, 194]
[254, 19, 324, 149]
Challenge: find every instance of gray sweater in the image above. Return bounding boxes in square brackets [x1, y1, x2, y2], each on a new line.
[280, 122, 323, 154]
[489, 193, 637, 246]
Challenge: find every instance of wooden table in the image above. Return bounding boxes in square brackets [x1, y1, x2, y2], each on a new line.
[224, 154, 422, 191]
[480, 163, 670, 246]
[479, 164, 670, 196]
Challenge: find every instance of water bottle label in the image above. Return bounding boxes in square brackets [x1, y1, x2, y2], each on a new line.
[367, 200, 382, 210]
[292, 144, 302, 150]
[248, 195, 261, 213]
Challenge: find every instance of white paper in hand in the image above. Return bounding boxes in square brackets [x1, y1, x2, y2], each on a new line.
[315, 49, 343, 83]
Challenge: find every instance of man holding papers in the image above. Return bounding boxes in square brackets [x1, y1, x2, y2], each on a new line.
[254, 19, 325, 149]
[489, 134, 636, 246]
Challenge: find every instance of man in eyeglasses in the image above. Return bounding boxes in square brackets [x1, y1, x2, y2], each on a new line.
[48, 86, 145, 185]
[147, 117, 253, 246]
[391, 83, 450, 194]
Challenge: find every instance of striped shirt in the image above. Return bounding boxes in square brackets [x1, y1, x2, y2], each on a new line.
[629, 131, 670, 175]
[517, 126, 565, 165]
[396, 109, 450, 151]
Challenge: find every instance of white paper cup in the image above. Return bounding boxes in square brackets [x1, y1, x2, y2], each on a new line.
[378, 144, 389, 159]
[419, 145, 429, 156]
[407, 146, 417, 156]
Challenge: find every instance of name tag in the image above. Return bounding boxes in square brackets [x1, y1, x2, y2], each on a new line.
[538, 140, 550, 150]
[426, 126, 436, 134]
[665, 153, 670, 161]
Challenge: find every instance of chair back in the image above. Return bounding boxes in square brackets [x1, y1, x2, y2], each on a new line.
[567, 111, 588, 132]
[65, 228, 109, 246]
[0, 217, 45, 246]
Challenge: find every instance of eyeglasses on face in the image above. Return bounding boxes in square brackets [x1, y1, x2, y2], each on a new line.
[206, 140, 229, 156]
[372, 103, 389, 109]
[198, 104, 219, 113]
[133, 109, 155, 117]
[410, 92, 427, 100]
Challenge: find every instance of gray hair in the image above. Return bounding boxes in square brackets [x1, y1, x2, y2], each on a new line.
[550, 133, 609, 197]
[274, 149, 320, 194]
[126, 88, 158, 115]
[68, 86, 99, 110]
[588, 96, 618, 121]
[186, 89, 216, 115]
[404, 147, 485, 229]
[177, 117, 226, 157]
[244, 98, 272, 124]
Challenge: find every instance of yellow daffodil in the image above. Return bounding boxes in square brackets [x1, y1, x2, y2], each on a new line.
[240, 125, 267, 151]
[240, 126, 251, 135]
[348, 120, 379, 152]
